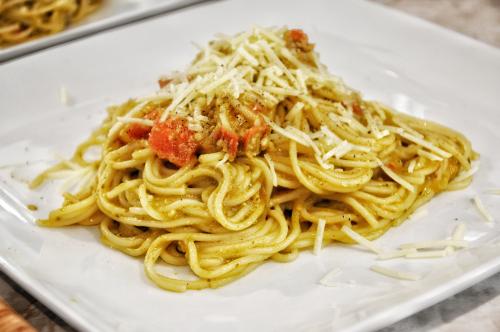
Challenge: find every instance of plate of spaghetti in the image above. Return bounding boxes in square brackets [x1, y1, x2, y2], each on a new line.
[0, 0, 203, 61]
[0, 0, 499, 331]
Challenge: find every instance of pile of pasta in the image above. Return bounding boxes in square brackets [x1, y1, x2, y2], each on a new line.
[32, 26, 475, 292]
[0, 0, 102, 47]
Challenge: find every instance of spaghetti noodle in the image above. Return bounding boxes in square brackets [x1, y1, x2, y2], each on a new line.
[31, 27, 476, 292]
[0, 0, 102, 47]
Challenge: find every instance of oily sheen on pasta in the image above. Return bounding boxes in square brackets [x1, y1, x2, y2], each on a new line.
[32, 27, 476, 292]
[0, 0, 102, 47]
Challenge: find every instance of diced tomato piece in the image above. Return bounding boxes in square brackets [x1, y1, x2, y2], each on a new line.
[352, 103, 363, 116]
[158, 78, 172, 88]
[284, 29, 314, 52]
[340, 101, 363, 116]
[127, 110, 161, 140]
[387, 161, 402, 171]
[127, 123, 150, 140]
[288, 29, 307, 43]
[148, 117, 199, 167]
[251, 102, 269, 114]
[214, 127, 239, 159]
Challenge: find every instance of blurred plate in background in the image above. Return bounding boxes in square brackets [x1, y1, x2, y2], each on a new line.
[0, 0, 206, 62]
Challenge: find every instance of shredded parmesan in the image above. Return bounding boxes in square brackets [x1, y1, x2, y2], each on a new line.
[341, 226, 384, 254]
[399, 239, 468, 250]
[263, 153, 278, 187]
[265, 120, 310, 147]
[386, 126, 452, 158]
[377, 159, 415, 192]
[319, 267, 342, 287]
[472, 195, 494, 222]
[320, 125, 341, 144]
[269, 123, 333, 170]
[59, 85, 69, 106]
[377, 248, 417, 260]
[405, 249, 451, 259]
[407, 159, 417, 173]
[116, 117, 154, 126]
[285, 102, 305, 120]
[364, 111, 388, 139]
[323, 141, 352, 160]
[287, 127, 320, 154]
[418, 149, 443, 161]
[400, 132, 452, 158]
[313, 219, 326, 255]
[370, 265, 422, 281]
[452, 223, 466, 241]
[237, 45, 259, 66]
[485, 189, 500, 195]
[409, 208, 428, 220]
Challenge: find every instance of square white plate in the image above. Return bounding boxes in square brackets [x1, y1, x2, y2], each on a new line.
[0, 0, 205, 62]
[1, 0, 500, 331]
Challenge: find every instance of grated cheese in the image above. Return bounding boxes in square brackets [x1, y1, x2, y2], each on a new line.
[116, 117, 154, 126]
[417, 149, 443, 161]
[257, 39, 299, 89]
[237, 45, 259, 66]
[485, 189, 500, 195]
[314, 154, 334, 170]
[370, 265, 422, 281]
[318, 267, 342, 287]
[285, 102, 305, 121]
[138, 93, 173, 103]
[399, 239, 468, 250]
[407, 159, 417, 174]
[298, 94, 318, 108]
[329, 113, 368, 134]
[472, 195, 494, 223]
[405, 249, 451, 259]
[263, 153, 278, 187]
[399, 132, 451, 158]
[266, 121, 310, 147]
[377, 248, 417, 260]
[262, 85, 300, 96]
[392, 118, 424, 138]
[320, 125, 341, 144]
[386, 126, 452, 158]
[313, 219, 326, 255]
[200, 68, 234, 94]
[364, 111, 388, 139]
[409, 207, 428, 220]
[452, 223, 466, 241]
[285, 126, 321, 155]
[340, 225, 384, 254]
[377, 159, 415, 192]
[323, 141, 352, 160]
[59, 85, 69, 106]
[285, 126, 329, 168]
[295, 69, 307, 92]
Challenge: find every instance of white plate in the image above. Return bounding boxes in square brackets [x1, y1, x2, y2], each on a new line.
[1, 0, 500, 331]
[0, 0, 205, 62]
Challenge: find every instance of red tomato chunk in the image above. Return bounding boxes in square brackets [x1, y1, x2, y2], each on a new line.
[148, 117, 199, 167]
